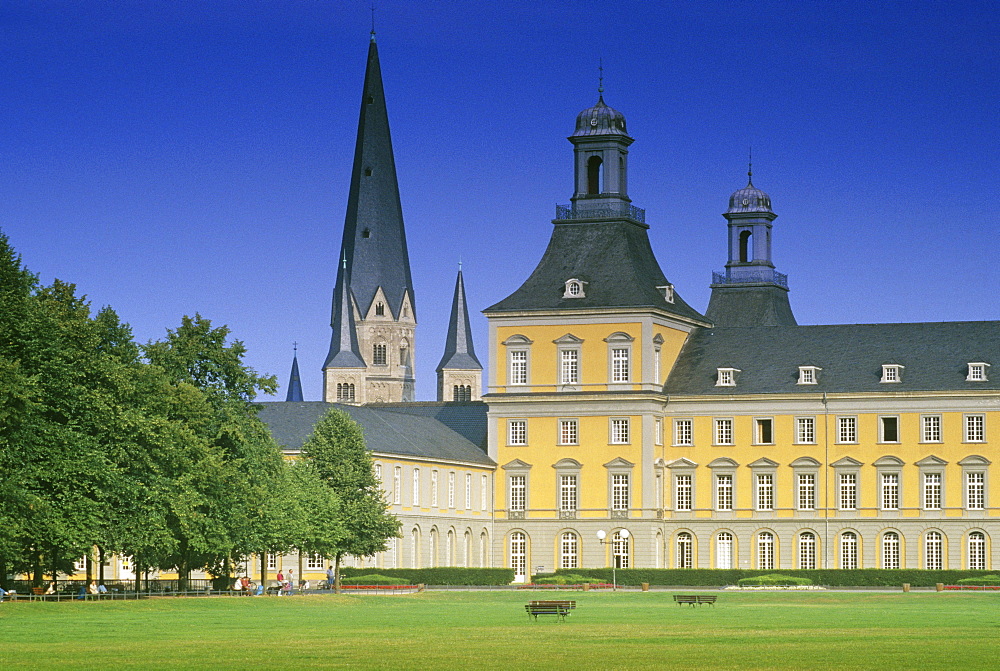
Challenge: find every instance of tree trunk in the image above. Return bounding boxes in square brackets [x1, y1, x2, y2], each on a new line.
[260, 553, 267, 591]
[297, 552, 303, 586]
[178, 556, 189, 593]
[98, 547, 105, 585]
[334, 554, 342, 594]
[85, 547, 93, 584]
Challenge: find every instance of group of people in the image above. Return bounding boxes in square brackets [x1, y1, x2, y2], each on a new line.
[233, 572, 310, 596]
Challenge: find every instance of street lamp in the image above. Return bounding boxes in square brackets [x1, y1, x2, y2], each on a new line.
[596, 529, 630, 590]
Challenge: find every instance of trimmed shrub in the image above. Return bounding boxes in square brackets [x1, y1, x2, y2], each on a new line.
[533, 574, 605, 585]
[340, 574, 409, 585]
[549, 568, 1000, 587]
[956, 575, 1000, 585]
[336, 567, 515, 586]
[738, 574, 812, 586]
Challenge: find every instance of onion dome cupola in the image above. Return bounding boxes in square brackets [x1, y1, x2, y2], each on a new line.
[567, 89, 635, 220]
[706, 164, 797, 327]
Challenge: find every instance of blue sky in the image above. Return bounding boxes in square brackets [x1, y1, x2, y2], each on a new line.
[1, 1, 997, 402]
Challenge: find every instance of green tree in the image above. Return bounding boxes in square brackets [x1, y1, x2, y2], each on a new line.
[301, 409, 400, 592]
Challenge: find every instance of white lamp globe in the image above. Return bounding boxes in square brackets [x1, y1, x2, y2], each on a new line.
[596, 530, 607, 541]
[620, 529, 630, 539]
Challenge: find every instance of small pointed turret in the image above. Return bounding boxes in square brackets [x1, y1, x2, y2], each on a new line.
[285, 345, 304, 402]
[437, 268, 482, 402]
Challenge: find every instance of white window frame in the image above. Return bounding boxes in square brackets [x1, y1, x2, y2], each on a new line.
[754, 417, 774, 445]
[559, 418, 579, 446]
[559, 347, 579, 385]
[966, 471, 986, 510]
[655, 418, 663, 446]
[880, 364, 903, 383]
[610, 417, 630, 445]
[431, 470, 439, 508]
[757, 532, 774, 570]
[611, 348, 630, 382]
[560, 532, 579, 568]
[715, 474, 733, 511]
[879, 415, 900, 443]
[611, 473, 630, 512]
[508, 475, 526, 512]
[755, 473, 774, 511]
[881, 472, 900, 511]
[965, 414, 986, 443]
[923, 472, 942, 510]
[714, 418, 734, 446]
[675, 474, 693, 511]
[393, 466, 401, 504]
[481, 474, 488, 511]
[797, 366, 821, 385]
[465, 473, 472, 510]
[798, 532, 816, 569]
[448, 471, 456, 509]
[882, 532, 900, 569]
[797, 473, 816, 511]
[508, 420, 527, 446]
[837, 416, 858, 444]
[839, 472, 858, 511]
[840, 532, 858, 569]
[967, 362, 990, 382]
[715, 367, 740, 387]
[796, 417, 816, 444]
[676, 532, 693, 569]
[921, 415, 942, 443]
[674, 419, 693, 446]
[559, 474, 578, 512]
[968, 531, 987, 570]
[412, 468, 420, 507]
[924, 531, 943, 570]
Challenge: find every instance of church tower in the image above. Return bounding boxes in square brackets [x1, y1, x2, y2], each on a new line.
[705, 166, 796, 327]
[436, 267, 482, 401]
[323, 32, 416, 404]
[285, 346, 304, 402]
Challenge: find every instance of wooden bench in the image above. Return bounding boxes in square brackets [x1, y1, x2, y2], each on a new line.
[673, 594, 717, 606]
[525, 600, 576, 622]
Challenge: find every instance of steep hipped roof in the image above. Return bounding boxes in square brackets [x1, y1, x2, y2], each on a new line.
[485, 219, 707, 323]
[334, 36, 415, 321]
[437, 269, 481, 371]
[705, 284, 797, 327]
[284, 352, 304, 402]
[665, 321, 1000, 395]
[257, 401, 493, 466]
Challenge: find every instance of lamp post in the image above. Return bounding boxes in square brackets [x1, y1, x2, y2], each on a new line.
[596, 529, 630, 591]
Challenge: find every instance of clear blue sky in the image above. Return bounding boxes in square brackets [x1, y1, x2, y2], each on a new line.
[2, 1, 997, 402]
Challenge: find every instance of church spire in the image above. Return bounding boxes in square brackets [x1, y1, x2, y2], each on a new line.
[323, 35, 416, 404]
[437, 268, 482, 402]
[285, 344, 304, 402]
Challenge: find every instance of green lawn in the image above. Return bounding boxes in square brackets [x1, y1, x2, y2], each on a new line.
[1, 590, 998, 669]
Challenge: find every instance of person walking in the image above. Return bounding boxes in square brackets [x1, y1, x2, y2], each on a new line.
[326, 565, 335, 590]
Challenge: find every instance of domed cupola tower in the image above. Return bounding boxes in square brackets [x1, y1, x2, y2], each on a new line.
[568, 88, 634, 219]
[705, 164, 797, 327]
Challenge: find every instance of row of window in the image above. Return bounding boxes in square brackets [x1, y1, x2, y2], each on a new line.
[505, 331, 664, 386]
[508, 473, 630, 513]
[507, 417, 632, 446]
[716, 363, 990, 387]
[672, 469, 989, 512]
[671, 414, 988, 447]
[376, 464, 489, 512]
[370, 341, 410, 367]
[509, 530, 633, 575]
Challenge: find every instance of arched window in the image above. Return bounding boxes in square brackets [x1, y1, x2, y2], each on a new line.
[336, 383, 355, 402]
[841, 531, 858, 569]
[613, 531, 630, 569]
[410, 528, 420, 569]
[757, 532, 774, 570]
[716, 532, 733, 569]
[676, 532, 693, 569]
[375, 302, 384, 316]
[464, 531, 472, 568]
[453, 385, 471, 402]
[447, 530, 455, 567]
[510, 532, 526, 581]
[480, 531, 489, 568]
[799, 532, 816, 569]
[739, 230, 752, 262]
[560, 532, 579, 569]
[925, 531, 943, 570]
[430, 528, 439, 567]
[882, 532, 900, 569]
[373, 342, 387, 365]
[587, 155, 603, 194]
[969, 532, 987, 570]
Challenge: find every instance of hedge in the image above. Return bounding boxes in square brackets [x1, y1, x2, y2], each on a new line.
[956, 575, 1000, 585]
[546, 569, 1000, 587]
[534, 574, 606, 585]
[340, 574, 410, 585]
[336, 567, 515, 586]
[738, 574, 812, 586]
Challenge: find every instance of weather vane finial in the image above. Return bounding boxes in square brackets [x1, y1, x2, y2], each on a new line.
[748, 146, 753, 185]
[293, 341, 298, 353]
[598, 58, 604, 96]
[370, 1, 376, 41]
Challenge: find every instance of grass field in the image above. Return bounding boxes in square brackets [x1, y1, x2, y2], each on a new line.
[1, 590, 999, 669]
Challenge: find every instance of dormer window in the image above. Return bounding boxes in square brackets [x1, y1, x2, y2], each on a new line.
[563, 278, 587, 298]
[881, 364, 903, 383]
[716, 367, 740, 387]
[375, 302, 385, 316]
[967, 363, 990, 382]
[657, 285, 675, 303]
[798, 366, 821, 385]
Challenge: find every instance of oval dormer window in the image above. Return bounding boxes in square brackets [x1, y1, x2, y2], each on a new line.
[563, 278, 587, 299]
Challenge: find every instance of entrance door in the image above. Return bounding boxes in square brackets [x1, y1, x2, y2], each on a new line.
[510, 532, 526, 582]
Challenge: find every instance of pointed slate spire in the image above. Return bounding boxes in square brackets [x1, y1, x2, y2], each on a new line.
[285, 345, 304, 402]
[337, 36, 415, 321]
[324, 255, 366, 368]
[437, 269, 481, 372]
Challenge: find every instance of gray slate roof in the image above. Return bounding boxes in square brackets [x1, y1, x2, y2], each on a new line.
[257, 401, 493, 466]
[284, 353, 304, 402]
[485, 219, 707, 322]
[665, 321, 1000, 395]
[705, 284, 797, 327]
[437, 269, 481, 371]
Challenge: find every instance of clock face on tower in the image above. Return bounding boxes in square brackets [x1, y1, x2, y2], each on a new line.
[590, 117, 598, 127]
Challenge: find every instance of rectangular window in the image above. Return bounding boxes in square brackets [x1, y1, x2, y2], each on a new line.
[610, 418, 630, 444]
[839, 473, 857, 511]
[431, 470, 439, 508]
[509, 475, 526, 511]
[560, 349, 578, 385]
[838, 416, 857, 444]
[675, 474, 693, 511]
[881, 473, 899, 510]
[306, 554, 324, 570]
[448, 472, 456, 508]
[674, 419, 693, 446]
[481, 474, 488, 511]
[756, 473, 774, 511]
[714, 418, 734, 446]
[559, 475, 578, 511]
[965, 414, 986, 442]
[412, 468, 420, 507]
[796, 417, 816, 444]
[923, 473, 942, 510]
[967, 472, 985, 510]
[755, 418, 773, 444]
[612, 474, 630, 511]
[716, 474, 733, 511]
[374, 463, 382, 482]
[509, 350, 527, 385]
[922, 415, 942, 442]
[655, 418, 663, 445]
[393, 466, 401, 504]
[559, 419, 579, 445]
[266, 554, 276, 570]
[880, 416, 899, 443]
[797, 474, 816, 510]
[508, 420, 526, 445]
[612, 348, 630, 382]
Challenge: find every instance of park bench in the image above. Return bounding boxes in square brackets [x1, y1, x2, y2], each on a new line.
[673, 594, 717, 606]
[525, 600, 576, 622]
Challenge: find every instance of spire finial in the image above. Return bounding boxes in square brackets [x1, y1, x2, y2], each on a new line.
[598, 58, 604, 97]
[458, 258, 462, 272]
[341, 250, 347, 270]
[748, 146, 753, 186]
[293, 341, 298, 353]
[370, 1, 376, 41]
